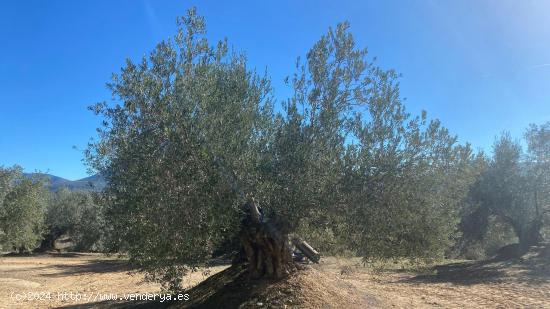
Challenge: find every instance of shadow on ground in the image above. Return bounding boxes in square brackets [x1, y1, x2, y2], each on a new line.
[58, 265, 258, 309]
[59, 300, 172, 309]
[40, 259, 135, 278]
[403, 244, 550, 285]
[0, 252, 135, 279]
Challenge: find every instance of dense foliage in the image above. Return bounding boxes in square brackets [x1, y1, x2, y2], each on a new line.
[0, 166, 47, 253]
[87, 8, 275, 289]
[86, 8, 483, 290]
[44, 188, 103, 251]
[458, 124, 550, 257]
[0, 166, 104, 253]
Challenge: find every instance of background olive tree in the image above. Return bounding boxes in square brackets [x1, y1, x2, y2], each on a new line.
[0, 166, 47, 253]
[43, 188, 103, 251]
[457, 123, 550, 258]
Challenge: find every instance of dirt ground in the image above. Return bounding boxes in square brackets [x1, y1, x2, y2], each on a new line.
[315, 255, 550, 308]
[0, 252, 225, 309]
[1, 250, 549, 308]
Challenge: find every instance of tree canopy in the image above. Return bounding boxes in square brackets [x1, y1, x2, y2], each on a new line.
[460, 124, 550, 255]
[86, 8, 483, 290]
[0, 166, 47, 253]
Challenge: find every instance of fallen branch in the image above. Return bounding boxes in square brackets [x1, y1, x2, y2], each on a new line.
[292, 237, 321, 263]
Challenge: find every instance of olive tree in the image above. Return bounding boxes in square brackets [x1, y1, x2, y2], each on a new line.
[88, 8, 476, 290]
[44, 188, 103, 251]
[0, 166, 47, 253]
[465, 127, 550, 253]
[524, 122, 550, 241]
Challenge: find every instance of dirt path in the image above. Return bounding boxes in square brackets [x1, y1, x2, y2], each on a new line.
[1, 252, 548, 308]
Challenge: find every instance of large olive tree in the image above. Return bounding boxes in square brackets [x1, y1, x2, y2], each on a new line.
[88, 8, 475, 290]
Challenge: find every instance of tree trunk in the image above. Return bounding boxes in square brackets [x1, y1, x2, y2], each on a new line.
[208, 154, 297, 279]
[238, 202, 294, 279]
[239, 221, 294, 279]
[518, 219, 543, 249]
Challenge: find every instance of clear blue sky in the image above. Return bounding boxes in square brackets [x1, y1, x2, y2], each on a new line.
[1, 0, 549, 180]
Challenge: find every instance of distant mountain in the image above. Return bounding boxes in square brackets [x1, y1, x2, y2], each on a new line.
[24, 173, 106, 192]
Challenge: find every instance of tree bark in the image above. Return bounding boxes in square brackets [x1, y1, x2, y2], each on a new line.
[239, 223, 294, 279]
[518, 219, 543, 249]
[292, 237, 320, 263]
[238, 202, 294, 279]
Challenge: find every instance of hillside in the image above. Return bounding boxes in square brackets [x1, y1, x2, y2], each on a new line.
[24, 173, 105, 191]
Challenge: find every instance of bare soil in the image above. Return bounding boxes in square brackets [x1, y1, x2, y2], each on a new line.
[1, 246, 549, 308]
[0, 252, 225, 309]
[314, 252, 550, 308]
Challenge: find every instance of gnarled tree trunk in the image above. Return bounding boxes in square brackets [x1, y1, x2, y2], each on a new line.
[518, 219, 543, 249]
[239, 222, 294, 279]
[238, 202, 294, 279]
